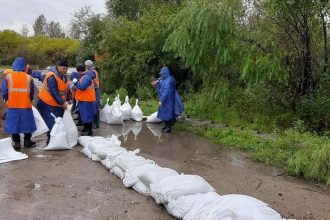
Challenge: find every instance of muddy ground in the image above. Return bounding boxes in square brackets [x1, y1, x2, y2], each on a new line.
[0, 100, 329, 219]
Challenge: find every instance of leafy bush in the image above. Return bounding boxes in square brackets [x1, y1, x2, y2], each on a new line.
[297, 96, 330, 132]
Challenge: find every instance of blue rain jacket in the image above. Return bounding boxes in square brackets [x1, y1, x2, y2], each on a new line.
[32, 70, 44, 82]
[75, 70, 96, 123]
[1, 57, 36, 134]
[157, 67, 176, 121]
[156, 79, 184, 117]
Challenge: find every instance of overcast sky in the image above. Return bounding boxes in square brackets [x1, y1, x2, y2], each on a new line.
[0, 0, 106, 35]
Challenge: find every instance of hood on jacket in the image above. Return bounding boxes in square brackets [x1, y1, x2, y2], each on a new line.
[12, 57, 26, 72]
[160, 67, 170, 78]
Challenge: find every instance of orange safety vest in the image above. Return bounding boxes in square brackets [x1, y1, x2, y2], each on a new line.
[6, 71, 32, 108]
[93, 70, 99, 88]
[39, 71, 67, 107]
[75, 76, 96, 102]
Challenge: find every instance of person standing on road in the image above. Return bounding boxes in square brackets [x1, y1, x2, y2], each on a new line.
[72, 69, 96, 136]
[68, 64, 85, 116]
[37, 59, 68, 144]
[85, 60, 100, 129]
[1, 57, 37, 150]
[156, 67, 177, 133]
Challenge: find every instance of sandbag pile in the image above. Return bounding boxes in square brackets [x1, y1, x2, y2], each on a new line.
[78, 135, 282, 220]
[100, 95, 144, 125]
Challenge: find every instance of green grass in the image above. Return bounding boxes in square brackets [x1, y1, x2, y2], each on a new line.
[98, 92, 330, 185]
[175, 121, 330, 185]
[0, 65, 11, 69]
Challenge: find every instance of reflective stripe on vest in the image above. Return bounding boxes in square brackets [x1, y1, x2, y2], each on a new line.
[6, 72, 32, 108]
[39, 71, 67, 107]
[75, 77, 96, 102]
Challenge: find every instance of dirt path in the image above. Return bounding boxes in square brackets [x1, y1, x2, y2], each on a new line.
[0, 99, 329, 219]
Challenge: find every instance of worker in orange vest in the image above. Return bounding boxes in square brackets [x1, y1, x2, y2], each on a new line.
[72, 69, 96, 136]
[85, 60, 100, 129]
[37, 59, 68, 144]
[1, 57, 37, 150]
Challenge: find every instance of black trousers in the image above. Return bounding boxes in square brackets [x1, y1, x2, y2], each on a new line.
[12, 133, 32, 143]
[164, 118, 176, 129]
[83, 122, 93, 132]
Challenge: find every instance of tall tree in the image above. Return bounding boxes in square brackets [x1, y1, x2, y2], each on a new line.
[47, 21, 65, 38]
[33, 14, 48, 36]
[20, 24, 29, 37]
[69, 5, 94, 40]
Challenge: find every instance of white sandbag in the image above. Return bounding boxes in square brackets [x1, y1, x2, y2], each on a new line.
[132, 181, 150, 196]
[44, 115, 70, 150]
[132, 99, 143, 122]
[63, 109, 78, 147]
[110, 166, 125, 179]
[88, 135, 122, 159]
[100, 98, 112, 123]
[101, 159, 107, 167]
[109, 100, 123, 125]
[0, 138, 28, 163]
[123, 164, 158, 187]
[103, 147, 129, 169]
[113, 94, 121, 106]
[107, 149, 141, 170]
[150, 175, 215, 204]
[146, 111, 162, 123]
[31, 106, 49, 138]
[168, 192, 220, 220]
[121, 96, 132, 120]
[116, 155, 155, 172]
[78, 136, 105, 148]
[200, 194, 281, 220]
[91, 153, 102, 161]
[81, 146, 92, 158]
[139, 166, 179, 187]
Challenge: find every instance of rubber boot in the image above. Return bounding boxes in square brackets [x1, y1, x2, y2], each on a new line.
[13, 142, 21, 151]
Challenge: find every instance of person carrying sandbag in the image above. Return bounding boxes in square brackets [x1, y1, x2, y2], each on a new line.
[37, 59, 68, 144]
[1, 57, 37, 150]
[72, 69, 96, 136]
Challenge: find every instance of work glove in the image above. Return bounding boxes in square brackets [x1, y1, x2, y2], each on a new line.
[72, 78, 78, 84]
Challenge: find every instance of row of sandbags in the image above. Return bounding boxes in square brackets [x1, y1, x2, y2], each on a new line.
[100, 95, 143, 124]
[78, 136, 282, 220]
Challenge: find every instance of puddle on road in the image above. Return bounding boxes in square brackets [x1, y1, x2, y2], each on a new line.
[96, 121, 282, 176]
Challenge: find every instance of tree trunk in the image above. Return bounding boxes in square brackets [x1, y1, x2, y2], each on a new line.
[321, 12, 328, 74]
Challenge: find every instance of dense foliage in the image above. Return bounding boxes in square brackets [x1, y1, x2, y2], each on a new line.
[0, 30, 78, 67]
